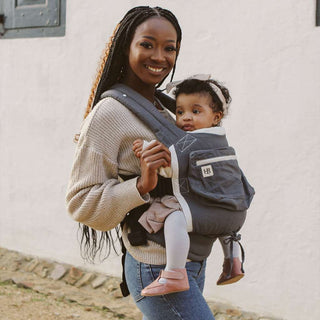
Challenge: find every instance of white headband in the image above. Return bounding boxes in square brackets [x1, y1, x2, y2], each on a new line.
[166, 74, 228, 113]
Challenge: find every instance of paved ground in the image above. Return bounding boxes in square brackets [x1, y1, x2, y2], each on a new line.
[0, 247, 278, 320]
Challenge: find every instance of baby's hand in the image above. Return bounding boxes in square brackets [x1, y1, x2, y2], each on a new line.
[133, 139, 144, 158]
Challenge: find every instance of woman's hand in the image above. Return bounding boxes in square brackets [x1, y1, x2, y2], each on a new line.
[135, 140, 171, 196]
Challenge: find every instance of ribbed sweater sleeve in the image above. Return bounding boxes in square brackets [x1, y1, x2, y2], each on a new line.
[66, 97, 153, 231]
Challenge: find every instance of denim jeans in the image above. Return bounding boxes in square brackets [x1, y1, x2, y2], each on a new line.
[125, 252, 215, 320]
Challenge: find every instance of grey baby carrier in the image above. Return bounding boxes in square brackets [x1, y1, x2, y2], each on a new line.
[101, 84, 254, 255]
[101, 84, 255, 297]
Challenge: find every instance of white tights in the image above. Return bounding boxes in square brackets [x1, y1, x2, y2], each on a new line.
[158, 211, 189, 284]
[164, 210, 189, 270]
[219, 236, 240, 258]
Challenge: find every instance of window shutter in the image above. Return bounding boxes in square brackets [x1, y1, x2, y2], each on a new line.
[0, 0, 66, 38]
[317, 0, 320, 26]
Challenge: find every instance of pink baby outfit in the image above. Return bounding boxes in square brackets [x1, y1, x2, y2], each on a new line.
[138, 195, 182, 233]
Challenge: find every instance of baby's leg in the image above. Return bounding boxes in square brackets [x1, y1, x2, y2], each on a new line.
[217, 236, 244, 285]
[141, 211, 190, 296]
[157, 210, 189, 284]
[164, 210, 189, 271]
[219, 236, 240, 258]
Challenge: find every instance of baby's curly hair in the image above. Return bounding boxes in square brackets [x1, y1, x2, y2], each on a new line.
[174, 79, 231, 115]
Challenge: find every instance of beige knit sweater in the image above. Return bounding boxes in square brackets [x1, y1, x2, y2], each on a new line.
[66, 96, 175, 265]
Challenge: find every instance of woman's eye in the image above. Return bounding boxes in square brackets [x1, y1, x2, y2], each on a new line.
[140, 42, 152, 49]
[166, 46, 177, 52]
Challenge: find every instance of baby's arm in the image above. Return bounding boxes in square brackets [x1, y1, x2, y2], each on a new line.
[133, 139, 144, 158]
[133, 139, 160, 158]
[133, 139, 173, 178]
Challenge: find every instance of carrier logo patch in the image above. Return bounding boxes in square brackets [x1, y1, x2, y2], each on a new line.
[201, 165, 214, 177]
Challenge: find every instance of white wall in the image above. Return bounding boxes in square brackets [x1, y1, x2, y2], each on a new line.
[1, 1, 319, 319]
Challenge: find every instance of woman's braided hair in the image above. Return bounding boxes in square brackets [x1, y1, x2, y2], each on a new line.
[84, 6, 182, 119]
[79, 6, 182, 262]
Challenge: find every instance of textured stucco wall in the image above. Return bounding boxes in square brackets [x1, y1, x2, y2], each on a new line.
[1, 1, 319, 319]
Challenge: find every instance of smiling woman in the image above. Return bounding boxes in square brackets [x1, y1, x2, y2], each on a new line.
[124, 16, 178, 100]
[66, 6, 216, 320]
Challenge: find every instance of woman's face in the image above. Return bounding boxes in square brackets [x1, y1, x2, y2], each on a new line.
[125, 17, 178, 89]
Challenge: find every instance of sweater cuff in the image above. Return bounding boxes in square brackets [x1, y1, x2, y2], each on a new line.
[131, 176, 151, 203]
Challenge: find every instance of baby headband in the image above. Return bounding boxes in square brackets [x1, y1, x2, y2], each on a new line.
[166, 74, 228, 113]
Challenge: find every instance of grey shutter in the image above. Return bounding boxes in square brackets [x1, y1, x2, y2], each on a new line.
[317, 0, 320, 26]
[0, 0, 66, 38]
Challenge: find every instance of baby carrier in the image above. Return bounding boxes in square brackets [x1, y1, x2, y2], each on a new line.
[100, 84, 255, 295]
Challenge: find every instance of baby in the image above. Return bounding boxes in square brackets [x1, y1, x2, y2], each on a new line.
[133, 76, 246, 296]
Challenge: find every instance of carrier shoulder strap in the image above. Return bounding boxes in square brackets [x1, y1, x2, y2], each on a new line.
[100, 83, 185, 147]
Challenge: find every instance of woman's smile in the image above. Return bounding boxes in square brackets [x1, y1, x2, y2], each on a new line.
[145, 65, 165, 73]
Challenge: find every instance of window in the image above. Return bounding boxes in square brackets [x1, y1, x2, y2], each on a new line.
[0, 0, 66, 39]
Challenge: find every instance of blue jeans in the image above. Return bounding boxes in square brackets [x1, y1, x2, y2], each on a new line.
[125, 252, 215, 320]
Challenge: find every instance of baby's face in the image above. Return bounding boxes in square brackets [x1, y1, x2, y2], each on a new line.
[175, 93, 222, 131]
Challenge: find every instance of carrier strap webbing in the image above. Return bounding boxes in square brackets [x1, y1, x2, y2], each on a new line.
[101, 84, 185, 147]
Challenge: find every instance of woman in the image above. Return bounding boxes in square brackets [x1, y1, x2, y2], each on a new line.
[66, 6, 215, 320]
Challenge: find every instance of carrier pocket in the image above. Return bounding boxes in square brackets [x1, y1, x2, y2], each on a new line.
[188, 147, 249, 210]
